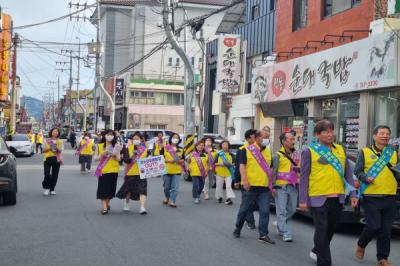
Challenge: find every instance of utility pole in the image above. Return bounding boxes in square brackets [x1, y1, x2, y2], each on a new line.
[75, 37, 87, 131]
[10, 33, 18, 134]
[163, 0, 196, 155]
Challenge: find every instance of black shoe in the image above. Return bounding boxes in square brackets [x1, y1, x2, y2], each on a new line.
[258, 235, 275, 245]
[217, 198, 223, 203]
[107, 205, 111, 211]
[225, 198, 233, 205]
[233, 229, 241, 238]
[101, 210, 109, 215]
[246, 223, 256, 230]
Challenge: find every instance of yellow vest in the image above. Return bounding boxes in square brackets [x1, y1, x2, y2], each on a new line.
[164, 146, 184, 175]
[189, 153, 209, 176]
[362, 146, 398, 195]
[244, 144, 272, 187]
[27, 133, 35, 143]
[126, 145, 148, 176]
[154, 140, 167, 156]
[79, 139, 94, 156]
[309, 144, 346, 197]
[215, 151, 233, 177]
[97, 143, 120, 174]
[36, 134, 44, 144]
[43, 139, 63, 161]
[275, 147, 296, 186]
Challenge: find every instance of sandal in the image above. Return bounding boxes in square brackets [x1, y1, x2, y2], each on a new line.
[168, 202, 177, 208]
[163, 199, 169, 205]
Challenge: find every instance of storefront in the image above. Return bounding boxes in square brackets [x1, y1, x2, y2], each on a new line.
[252, 30, 400, 152]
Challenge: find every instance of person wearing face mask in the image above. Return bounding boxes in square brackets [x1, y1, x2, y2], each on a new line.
[233, 130, 275, 245]
[42, 128, 64, 196]
[354, 125, 399, 266]
[202, 137, 217, 200]
[116, 132, 149, 214]
[271, 132, 300, 242]
[299, 119, 358, 266]
[160, 133, 185, 207]
[215, 140, 235, 205]
[234, 129, 257, 229]
[153, 131, 166, 156]
[76, 132, 95, 174]
[187, 140, 209, 204]
[94, 130, 123, 215]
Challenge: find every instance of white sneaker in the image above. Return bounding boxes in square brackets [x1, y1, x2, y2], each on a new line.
[273, 221, 277, 227]
[123, 202, 130, 212]
[86, 170, 91, 174]
[43, 189, 50, 196]
[309, 251, 317, 262]
[139, 207, 147, 215]
[50, 191, 56, 195]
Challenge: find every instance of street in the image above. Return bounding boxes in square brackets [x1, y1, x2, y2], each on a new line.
[1, 149, 399, 266]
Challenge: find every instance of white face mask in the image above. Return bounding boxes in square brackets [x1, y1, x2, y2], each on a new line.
[133, 139, 141, 146]
[261, 139, 270, 147]
[171, 138, 179, 144]
[105, 135, 114, 142]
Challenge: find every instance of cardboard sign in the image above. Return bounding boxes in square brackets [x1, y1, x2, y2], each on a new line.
[138, 155, 166, 179]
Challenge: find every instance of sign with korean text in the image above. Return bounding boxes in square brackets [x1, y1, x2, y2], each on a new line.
[138, 155, 166, 179]
[216, 34, 241, 94]
[0, 14, 11, 102]
[115, 78, 124, 106]
[252, 31, 398, 103]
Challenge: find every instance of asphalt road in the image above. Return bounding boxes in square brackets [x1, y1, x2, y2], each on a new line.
[1, 148, 399, 266]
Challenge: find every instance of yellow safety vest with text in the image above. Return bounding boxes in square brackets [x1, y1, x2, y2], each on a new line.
[126, 145, 148, 176]
[80, 139, 94, 156]
[215, 151, 233, 177]
[97, 143, 120, 174]
[164, 146, 184, 175]
[243, 144, 272, 187]
[43, 139, 63, 161]
[275, 147, 296, 186]
[188, 153, 209, 177]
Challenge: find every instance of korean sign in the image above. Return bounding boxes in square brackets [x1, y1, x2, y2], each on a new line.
[138, 156, 167, 179]
[252, 31, 398, 103]
[0, 14, 11, 102]
[216, 34, 241, 94]
[115, 78, 124, 106]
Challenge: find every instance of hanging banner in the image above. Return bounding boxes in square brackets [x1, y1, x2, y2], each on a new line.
[115, 78, 124, 106]
[252, 31, 398, 103]
[216, 34, 241, 94]
[0, 14, 12, 102]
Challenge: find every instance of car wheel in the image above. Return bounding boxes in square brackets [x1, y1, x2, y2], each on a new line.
[3, 192, 16, 205]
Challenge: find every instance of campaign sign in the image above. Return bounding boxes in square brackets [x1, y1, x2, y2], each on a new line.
[138, 156, 166, 179]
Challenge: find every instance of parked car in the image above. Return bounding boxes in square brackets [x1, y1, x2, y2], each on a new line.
[0, 136, 17, 205]
[5, 134, 34, 157]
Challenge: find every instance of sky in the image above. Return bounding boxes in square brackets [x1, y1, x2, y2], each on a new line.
[1, 0, 96, 101]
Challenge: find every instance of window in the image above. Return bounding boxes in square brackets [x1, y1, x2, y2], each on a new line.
[323, 0, 361, 17]
[147, 92, 154, 98]
[141, 92, 147, 98]
[200, 29, 204, 39]
[199, 57, 202, 64]
[131, 91, 140, 97]
[269, 0, 275, 11]
[191, 57, 195, 66]
[251, 5, 260, 20]
[293, 0, 307, 31]
[149, 125, 166, 130]
[168, 57, 173, 66]
[176, 58, 180, 66]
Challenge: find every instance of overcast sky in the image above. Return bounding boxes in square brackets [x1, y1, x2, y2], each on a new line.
[2, 0, 96, 100]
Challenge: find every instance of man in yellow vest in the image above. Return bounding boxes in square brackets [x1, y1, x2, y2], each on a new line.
[272, 132, 299, 242]
[299, 119, 358, 266]
[233, 129, 275, 244]
[35, 130, 44, 154]
[354, 125, 399, 266]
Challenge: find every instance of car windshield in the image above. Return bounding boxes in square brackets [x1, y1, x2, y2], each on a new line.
[11, 134, 29, 141]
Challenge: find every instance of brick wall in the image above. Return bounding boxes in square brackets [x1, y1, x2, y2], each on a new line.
[276, 0, 376, 62]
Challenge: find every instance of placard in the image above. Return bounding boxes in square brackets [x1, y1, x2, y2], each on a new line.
[138, 155, 166, 179]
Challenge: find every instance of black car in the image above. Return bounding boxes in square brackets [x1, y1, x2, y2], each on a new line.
[0, 136, 17, 205]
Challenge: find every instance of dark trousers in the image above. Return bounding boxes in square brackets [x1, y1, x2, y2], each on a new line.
[245, 203, 256, 225]
[36, 143, 42, 154]
[79, 155, 92, 171]
[42, 157, 61, 191]
[192, 176, 205, 199]
[235, 187, 271, 237]
[358, 196, 396, 261]
[310, 198, 343, 266]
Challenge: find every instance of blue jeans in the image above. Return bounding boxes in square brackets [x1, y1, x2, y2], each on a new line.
[245, 203, 256, 225]
[275, 184, 298, 237]
[163, 174, 181, 203]
[235, 187, 271, 237]
[192, 176, 205, 199]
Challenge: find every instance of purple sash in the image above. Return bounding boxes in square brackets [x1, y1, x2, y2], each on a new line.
[46, 139, 63, 165]
[94, 144, 120, 177]
[192, 151, 207, 179]
[75, 139, 92, 156]
[165, 144, 185, 172]
[246, 144, 272, 190]
[276, 169, 299, 185]
[205, 147, 215, 171]
[125, 145, 146, 176]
